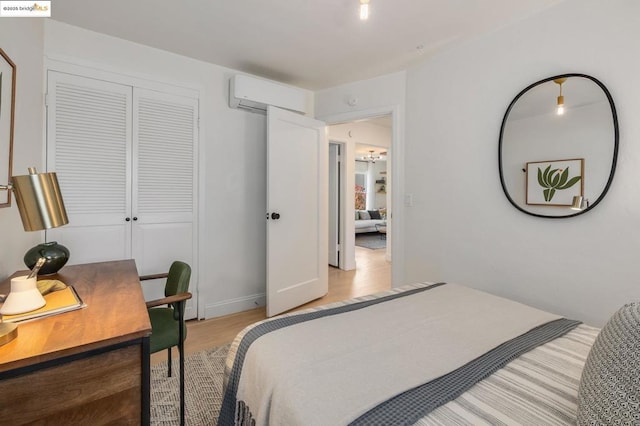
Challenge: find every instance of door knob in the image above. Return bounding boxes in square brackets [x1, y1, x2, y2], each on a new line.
[125, 217, 131, 222]
[271, 212, 281, 220]
[133, 217, 138, 221]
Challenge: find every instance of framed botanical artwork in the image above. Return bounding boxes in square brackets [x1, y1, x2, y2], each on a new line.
[526, 158, 584, 206]
[0, 48, 16, 207]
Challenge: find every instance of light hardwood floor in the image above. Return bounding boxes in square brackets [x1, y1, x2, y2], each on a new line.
[151, 244, 391, 364]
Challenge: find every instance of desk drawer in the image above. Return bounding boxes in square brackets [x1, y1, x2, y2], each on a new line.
[0, 344, 144, 425]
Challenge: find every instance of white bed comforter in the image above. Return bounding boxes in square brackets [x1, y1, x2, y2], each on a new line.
[223, 283, 568, 425]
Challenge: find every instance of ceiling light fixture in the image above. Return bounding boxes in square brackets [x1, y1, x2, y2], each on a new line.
[554, 77, 567, 115]
[360, 0, 369, 20]
[362, 150, 381, 163]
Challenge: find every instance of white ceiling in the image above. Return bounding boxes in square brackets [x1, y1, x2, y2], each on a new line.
[50, 0, 564, 90]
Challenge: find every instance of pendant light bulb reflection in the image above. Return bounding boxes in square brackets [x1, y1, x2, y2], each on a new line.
[360, 0, 369, 20]
[554, 78, 567, 115]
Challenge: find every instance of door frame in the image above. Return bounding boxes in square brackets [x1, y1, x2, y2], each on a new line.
[328, 142, 341, 267]
[318, 105, 404, 287]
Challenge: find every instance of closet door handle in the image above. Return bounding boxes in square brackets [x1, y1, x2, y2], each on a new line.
[125, 217, 131, 222]
[132, 217, 138, 221]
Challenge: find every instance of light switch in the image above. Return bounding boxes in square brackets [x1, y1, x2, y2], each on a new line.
[405, 193, 414, 207]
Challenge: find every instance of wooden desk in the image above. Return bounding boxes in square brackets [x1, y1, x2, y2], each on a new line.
[0, 260, 152, 425]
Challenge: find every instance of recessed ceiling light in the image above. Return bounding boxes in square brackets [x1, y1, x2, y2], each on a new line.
[360, 0, 369, 20]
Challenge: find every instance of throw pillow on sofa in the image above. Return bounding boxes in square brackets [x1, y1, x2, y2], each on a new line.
[369, 210, 381, 220]
[359, 210, 371, 220]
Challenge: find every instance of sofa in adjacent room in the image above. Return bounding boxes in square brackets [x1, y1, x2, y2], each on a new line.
[355, 209, 386, 233]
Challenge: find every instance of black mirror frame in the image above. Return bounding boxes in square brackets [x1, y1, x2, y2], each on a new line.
[498, 73, 619, 218]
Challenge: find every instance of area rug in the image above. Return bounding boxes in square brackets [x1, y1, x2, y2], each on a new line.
[151, 343, 230, 425]
[355, 232, 387, 250]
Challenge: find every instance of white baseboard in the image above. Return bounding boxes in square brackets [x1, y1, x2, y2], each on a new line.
[204, 293, 266, 319]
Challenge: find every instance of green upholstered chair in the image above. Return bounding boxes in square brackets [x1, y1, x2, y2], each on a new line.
[141, 261, 192, 426]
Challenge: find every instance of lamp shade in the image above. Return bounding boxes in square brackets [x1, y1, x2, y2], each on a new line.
[11, 168, 68, 232]
[10, 168, 71, 275]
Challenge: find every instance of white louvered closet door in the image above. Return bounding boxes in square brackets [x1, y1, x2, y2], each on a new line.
[132, 89, 198, 318]
[46, 71, 199, 319]
[46, 71, 133, 263]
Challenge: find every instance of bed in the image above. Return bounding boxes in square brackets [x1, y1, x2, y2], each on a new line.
[218, 282, 639, 425]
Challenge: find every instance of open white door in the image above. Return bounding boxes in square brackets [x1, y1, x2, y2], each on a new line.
[267, 106, 328, 317]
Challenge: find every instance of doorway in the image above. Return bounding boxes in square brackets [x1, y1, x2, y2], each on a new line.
[327, 114, 393, 282]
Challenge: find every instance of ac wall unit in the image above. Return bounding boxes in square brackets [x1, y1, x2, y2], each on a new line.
[229, 74, 307, 115]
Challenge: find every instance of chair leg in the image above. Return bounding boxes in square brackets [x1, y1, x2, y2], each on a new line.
[167, 348, 172, 377]
[178, 300, 186, 426]
[179, 338, 185, 426]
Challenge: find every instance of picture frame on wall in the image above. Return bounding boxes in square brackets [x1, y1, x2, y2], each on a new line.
[526, 158, 584, 206]
[0, 48, 16, 208]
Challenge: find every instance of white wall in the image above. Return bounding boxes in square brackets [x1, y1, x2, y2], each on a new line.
[0, 20, 45, 277]
[0, 20, 314, 319]
[329, 121, 392, 148]
[316, 72, 406, 119]
[403, 0, 640, 327]
[41, 21, 318, 318]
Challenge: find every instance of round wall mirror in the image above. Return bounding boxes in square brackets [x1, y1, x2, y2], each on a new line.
[499, 74, 618, 218]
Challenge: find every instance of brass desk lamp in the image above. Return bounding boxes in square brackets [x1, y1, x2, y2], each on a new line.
[0, 167, 69, 345]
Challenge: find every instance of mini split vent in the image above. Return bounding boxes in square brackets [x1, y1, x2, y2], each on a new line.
[229, 74, 308, 115]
